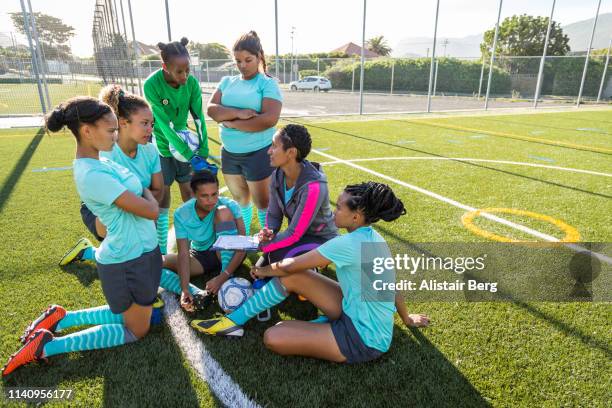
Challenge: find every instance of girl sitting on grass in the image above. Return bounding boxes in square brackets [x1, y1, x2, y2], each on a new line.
[192, 181, 429, 363]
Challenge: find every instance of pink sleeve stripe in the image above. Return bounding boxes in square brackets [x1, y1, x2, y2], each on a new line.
[263, 182, 320, 253]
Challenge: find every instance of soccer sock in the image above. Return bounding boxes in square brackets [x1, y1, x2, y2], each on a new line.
[159, 268, 204, 296]
[215, 220, 238, 273]
[42, 324, 137, 357]
[239, 203, 253, 236]
[157, 208, 170, 255]
[81, 246, 96, 261]
[55, 305, 123, 331]
[257, 208, 267, 230]
[228, 277, 288, 326]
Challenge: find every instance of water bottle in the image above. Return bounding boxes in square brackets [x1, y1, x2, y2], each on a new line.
[252, 279, 271, 322]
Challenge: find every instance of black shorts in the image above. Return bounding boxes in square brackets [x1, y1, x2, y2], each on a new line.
[97, 247, 163, 314]
[190, 248, 222, 274]
[221, 145, 274, 182]
[331, 312, 384, 364]
[160, 155, 192, 186]
[261, 235, 328, 266]
[80, 202, 104, 242]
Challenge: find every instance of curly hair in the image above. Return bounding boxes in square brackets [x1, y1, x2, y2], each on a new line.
[277, 124, 311, 162]
[344, 182, 406, 224]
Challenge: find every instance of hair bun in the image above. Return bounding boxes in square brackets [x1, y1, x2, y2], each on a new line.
[248, 31, 259, 38]
[157, 42, 166, 50]
[179, 37, 189, 46]
[45, 106, 66, 132]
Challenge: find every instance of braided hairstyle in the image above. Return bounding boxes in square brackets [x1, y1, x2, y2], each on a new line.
[277, 124, 311, 162]
[99, 84, 149, 120]
[233, 31, 270, 77]
[45, 96, 113, 139]
[157, 37, 190, 63]
[344, 182, 406, 224]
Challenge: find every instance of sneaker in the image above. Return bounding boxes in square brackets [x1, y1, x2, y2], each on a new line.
[2, 329, 53, 376]
[20, 305, 66, 344]
[58, 238, 93, 266]
[190, 316, 243, 337]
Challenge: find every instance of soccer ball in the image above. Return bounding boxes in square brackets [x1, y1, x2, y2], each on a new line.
[218, 277, 253, 313]
[169, 129, 200, 162]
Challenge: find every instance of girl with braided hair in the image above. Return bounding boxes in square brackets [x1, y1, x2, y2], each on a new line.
[192, 182, 429, 364]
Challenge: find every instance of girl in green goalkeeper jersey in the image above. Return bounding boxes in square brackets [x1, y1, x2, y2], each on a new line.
[144, 37, 214, 255]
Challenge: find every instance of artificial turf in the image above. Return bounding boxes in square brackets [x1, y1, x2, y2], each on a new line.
[0, 109, 610, 407]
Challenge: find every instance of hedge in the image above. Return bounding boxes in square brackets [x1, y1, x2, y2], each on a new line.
[324, 58, 512, 95]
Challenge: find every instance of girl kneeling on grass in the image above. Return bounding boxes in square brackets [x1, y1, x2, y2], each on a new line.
[191, 182, 430, 363]
[3, 97, 161, 376]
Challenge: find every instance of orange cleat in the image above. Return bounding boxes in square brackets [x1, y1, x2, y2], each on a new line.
[20, 305, 66, 344]
[2, 329, 53, 376]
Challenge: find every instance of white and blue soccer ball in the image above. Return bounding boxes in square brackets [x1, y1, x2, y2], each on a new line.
[218, 277, 253, 313]
[169, 129, 200, 162]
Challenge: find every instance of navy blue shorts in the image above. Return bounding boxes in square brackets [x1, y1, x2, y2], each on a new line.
[160, 155, 192, 186]
[80, 202, 104, 242]
[221, 145, 274, 182]
[190, 248, 221, 274]
[97, 247, 163, 314]
[262, 235, 328, 265]
[331, 312, 384, 364]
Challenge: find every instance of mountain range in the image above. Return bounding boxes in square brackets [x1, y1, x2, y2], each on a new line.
[394, 12, 612, 58]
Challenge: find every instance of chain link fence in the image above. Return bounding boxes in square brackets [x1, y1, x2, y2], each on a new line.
[1, 0, 611, 118]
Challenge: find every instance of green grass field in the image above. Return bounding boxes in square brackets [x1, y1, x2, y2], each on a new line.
[0, 82, 103, 115]
[0, 109, 610, 407]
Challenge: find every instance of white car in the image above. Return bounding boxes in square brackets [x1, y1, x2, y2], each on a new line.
[290, 76, 332, 92]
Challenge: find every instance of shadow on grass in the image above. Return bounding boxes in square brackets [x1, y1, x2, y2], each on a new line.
[2, 324, 206, 407]
[0, 128, 44, 214]
[375, 223, 612, 360]
[289, 120, 611, 200]
[61, 262, 99, 287]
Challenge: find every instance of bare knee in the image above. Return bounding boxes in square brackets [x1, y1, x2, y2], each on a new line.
[214, 206, 234, 224]
[126, 320, 150, 340]
[263, 325, 287, 354]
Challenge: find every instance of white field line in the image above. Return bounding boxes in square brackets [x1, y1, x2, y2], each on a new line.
[311, 149, 612, 265]
[319, 157, 612, 178]
[161, 291, 261, 408]
[163, 184, 261, 407]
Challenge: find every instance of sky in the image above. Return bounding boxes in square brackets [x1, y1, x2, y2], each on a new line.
[1, 0, 611, 57]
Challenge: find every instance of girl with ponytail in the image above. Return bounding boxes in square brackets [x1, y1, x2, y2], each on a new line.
[192, 182, 430, 364]
[59, 84, 163, 265]
[207, 31, 283, 236]
[3, 96, 161, 376]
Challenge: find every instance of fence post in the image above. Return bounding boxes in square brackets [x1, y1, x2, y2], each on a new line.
[484, 0, 503, 110]
[390, 60, 395, 95]
[534, 0, 556, 108]
[597, 39, 611, 103]
[27, 0, 51, 110]
[426, 0, 440, 113]
[20, 0, 46, 114]
[433, 60, 439, 96]
[351, 65, 356, 93]
[477, 58, 485, 98]
[577, 0, 601, 107]
[317, 58, 320, 77]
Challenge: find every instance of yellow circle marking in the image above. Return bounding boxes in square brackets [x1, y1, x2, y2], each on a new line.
[461, 207, 581, 243]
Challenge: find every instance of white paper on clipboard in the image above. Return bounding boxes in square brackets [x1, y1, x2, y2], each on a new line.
[211, 235, 260, 251]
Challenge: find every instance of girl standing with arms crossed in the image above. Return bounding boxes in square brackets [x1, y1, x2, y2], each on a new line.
[3, 97, 161, 375]
[144, 37, 214, 255]
[207, 31, 283, 235]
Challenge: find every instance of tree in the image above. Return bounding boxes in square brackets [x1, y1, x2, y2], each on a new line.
[10, 11, 75, 59]
[366, 35, 392, 56]
[188, 42, 231, 60]
[480, 14, 569, 59]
